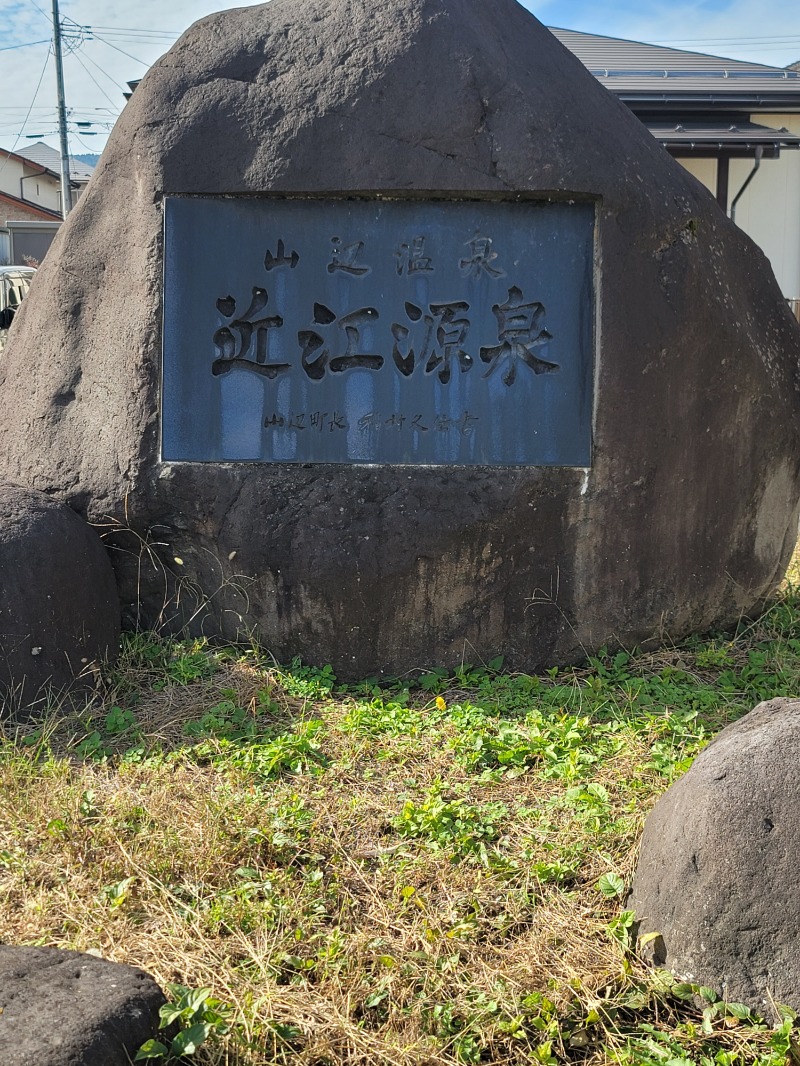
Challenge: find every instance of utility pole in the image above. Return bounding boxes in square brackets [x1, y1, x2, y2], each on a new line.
[51, 0, 72, 218]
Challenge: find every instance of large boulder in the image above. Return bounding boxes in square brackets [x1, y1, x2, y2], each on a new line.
[0, 0, 799, 678]
[0, 946, 165, 1066]
[0, 483, 120, 710]
[629, 698, 800, 1013]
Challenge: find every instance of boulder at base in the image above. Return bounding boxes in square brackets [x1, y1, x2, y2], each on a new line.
[0, 483, 120, 710]
[0, 945, 165, 1066]
[629, 698, 800, 1013]
[1, 0, 799, 679]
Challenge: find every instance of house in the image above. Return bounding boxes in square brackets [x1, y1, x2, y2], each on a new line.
[0, 143, 95, 265]
[15, 141, 95, 203]
[552, 28, 800, 317]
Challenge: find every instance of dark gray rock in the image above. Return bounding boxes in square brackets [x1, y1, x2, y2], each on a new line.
[0, 483, 120, 710]
[629, 697, 800, 1013]
[0, 945, 165, 1066]
[1, 0, 799, 678]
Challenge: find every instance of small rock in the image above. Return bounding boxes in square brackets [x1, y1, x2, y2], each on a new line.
[629, 697, 800, 1013]
[0, 482, 120, 713]
[0, 945, 165, 1066]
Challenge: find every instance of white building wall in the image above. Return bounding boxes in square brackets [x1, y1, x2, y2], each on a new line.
[676, 156, 718, 194]
[0, 155, 63, 215]
[23, 172, 62, 214]
[728, 115, 800, 303]
[676, 116, 800, 302]
[0, 157, 26, 207]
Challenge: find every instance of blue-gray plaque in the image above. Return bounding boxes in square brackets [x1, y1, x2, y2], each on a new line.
[162, 197, 594, 465]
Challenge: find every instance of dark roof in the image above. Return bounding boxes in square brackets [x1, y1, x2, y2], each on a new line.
[14, 142, 94, 184]
[550, 28, 800, 110]
[0, 146, 55, 178]
[0, 145, 80, 188]
[645, 118, 800, 156]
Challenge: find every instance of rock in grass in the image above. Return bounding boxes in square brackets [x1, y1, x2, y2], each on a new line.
[629, 697, 800, 1013]
[0, 483, 120, 712]
[0, 946, 165, 1066]
[0, 0, 799, 679]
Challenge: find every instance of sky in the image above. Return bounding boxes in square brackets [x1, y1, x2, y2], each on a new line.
[1, 0, 799, 158]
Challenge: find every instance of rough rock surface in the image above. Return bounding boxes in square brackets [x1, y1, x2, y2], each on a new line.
[0, 945, 165, 1066]
[629, 697, 800, 1013]
[1, 0, 799, 678]
[0, 483, 120, 709]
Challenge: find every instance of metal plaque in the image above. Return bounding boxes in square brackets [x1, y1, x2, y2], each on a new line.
[162, 197, 594, 465]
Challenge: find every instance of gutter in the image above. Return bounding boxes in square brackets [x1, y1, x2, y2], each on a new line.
[617, 93, 800, 110]
[730, 146, 763, 223]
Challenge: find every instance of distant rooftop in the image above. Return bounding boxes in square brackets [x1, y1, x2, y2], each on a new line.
[14, 142, 96, 184]
[550, 28, 800, 108]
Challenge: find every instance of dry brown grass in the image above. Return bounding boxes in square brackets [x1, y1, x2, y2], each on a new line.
[2, 546, 800, 1064]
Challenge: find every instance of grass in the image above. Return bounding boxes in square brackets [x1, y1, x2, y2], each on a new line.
[1, 554, 800, 1065]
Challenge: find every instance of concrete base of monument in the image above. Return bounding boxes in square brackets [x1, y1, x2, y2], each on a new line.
[101, 458, 799, 681]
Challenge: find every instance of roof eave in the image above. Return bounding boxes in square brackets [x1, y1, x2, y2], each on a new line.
[0, 190, 63, 222]
[616, 91, 800, 112]
[662, 144, 786, 158]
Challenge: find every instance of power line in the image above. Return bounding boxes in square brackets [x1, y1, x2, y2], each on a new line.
[0, 107, 118, 121]
[28, 0, 51, 19]
[0, 116, 53, 126]
[644, 33, 800, 59]
[4, 120, 111, 137]
[700, 46, 800, 57]
[91, 24, 180, 34]
[1, 49, 51, 145]
[0, 39, 50, 51]
[658, 44, 800, 56]
[0, 110, 104, 117]
[652, 33, 800, 45]
[68, 47, 125, 111]
[0, 45, 51, 181]
[91, 33, 151, 67]
[70, 129, 102, 154]
[51, 23, 179, 46]
[90, 35, 175, 46]
[90, 29, 178, 41]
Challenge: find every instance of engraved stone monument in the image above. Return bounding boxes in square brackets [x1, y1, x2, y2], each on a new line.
[1, 0, 799, 678]
[163, 198, 593, 467]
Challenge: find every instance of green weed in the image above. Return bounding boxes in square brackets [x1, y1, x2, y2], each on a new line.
[135, 983, 231, 1062]
[2, 574, 800, 1066]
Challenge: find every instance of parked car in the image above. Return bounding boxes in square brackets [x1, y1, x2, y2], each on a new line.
[0, 266, 36, 352]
